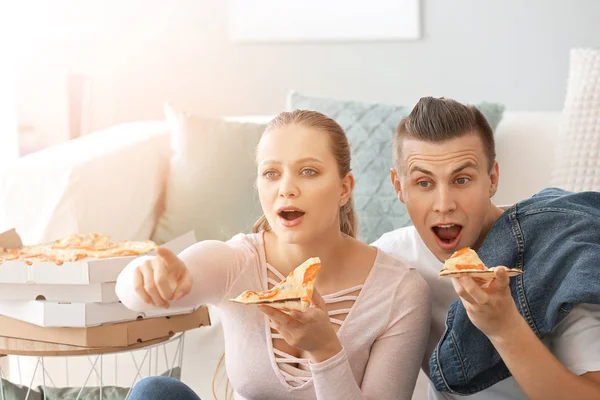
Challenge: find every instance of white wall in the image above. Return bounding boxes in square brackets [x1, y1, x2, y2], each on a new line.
[0, 35, 18, 163]
[15, 0, 600, 147]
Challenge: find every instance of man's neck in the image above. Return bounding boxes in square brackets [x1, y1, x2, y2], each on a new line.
[473, 204, 506, 251]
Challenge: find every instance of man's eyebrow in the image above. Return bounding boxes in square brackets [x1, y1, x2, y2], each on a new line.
[409, 166, 433, 176]
[451, 161, 479, 174]
[408, 161, 479, 176]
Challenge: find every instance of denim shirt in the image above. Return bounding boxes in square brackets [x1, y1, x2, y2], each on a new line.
[429, 188, 600, 394]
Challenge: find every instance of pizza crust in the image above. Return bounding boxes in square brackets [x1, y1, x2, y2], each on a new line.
[439, 267, 524, 279]
[439, 247, 523, 280]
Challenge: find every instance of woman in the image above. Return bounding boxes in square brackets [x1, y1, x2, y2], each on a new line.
[116, 110, 431, 400]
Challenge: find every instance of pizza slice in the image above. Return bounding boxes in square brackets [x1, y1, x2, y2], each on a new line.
[230, 257, 321, 312]
[439, 247, 523, 279]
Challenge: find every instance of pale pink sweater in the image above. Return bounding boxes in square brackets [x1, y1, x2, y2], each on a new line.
[116, 233, 431, 400]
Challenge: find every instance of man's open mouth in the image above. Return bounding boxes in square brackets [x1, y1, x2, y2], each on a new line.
[432, 223, 463, 245]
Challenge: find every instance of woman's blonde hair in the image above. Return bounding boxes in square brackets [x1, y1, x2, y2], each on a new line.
[252, 109, 357, 238]
[212, 110, 358, 399]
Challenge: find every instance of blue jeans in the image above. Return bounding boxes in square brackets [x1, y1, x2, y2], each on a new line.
[129, 376, 201, 400]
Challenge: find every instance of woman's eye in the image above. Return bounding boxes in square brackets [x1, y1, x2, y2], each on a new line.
[301, 169, 317, 176]
[263, 171, 278, 179]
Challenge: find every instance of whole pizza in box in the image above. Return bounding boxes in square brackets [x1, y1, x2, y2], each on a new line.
[0, 232, 157, 265]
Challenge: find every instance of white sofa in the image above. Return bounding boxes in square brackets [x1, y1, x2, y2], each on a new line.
[0, 111, 562, 399]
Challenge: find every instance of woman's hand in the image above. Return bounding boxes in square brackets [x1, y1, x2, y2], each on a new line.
[451, 266, 524, 340]
[132, 247, 193, 309]
[259, 290, 343, 363]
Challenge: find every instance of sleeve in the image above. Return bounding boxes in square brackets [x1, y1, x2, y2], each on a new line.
[309, 270, 432, 400]
[550, 303, 600, 375]
[116, 235, 255, 312]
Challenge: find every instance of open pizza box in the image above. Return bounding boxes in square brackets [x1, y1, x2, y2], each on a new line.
[0, 306, 210, 348]
[0, 299, 198, 328]
[0, 229, 196, 285]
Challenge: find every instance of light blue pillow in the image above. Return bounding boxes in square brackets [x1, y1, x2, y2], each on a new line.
[288, 92, 505, 244]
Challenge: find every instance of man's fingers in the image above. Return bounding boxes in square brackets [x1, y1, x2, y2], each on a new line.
[491, 266, 510, 289]
[459, 277, 490, 304]
[451, 278, 475, 304]
[133, 268, 154, 306]
[173, 270, 193, 301]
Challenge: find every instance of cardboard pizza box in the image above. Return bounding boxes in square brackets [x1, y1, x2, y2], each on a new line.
[0, 282, 118, 302]
[0, 229, 196, 284]
[0, 299, 198, 328]
[0, 306, 210, 348]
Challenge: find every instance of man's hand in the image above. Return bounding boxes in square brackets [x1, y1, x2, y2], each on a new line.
[132, 247, 193, 309]
[451, 266, 523, 339]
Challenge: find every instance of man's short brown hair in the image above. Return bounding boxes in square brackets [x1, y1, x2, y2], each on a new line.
[393, 97, 496, 172]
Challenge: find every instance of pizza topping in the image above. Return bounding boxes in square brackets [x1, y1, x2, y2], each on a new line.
[451, 247, 471, 258]
[302, 262, 320, 284]
[258, 288, 279, 300]
[0, 233, 157, 265]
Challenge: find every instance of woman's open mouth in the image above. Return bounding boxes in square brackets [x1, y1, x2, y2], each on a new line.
[278, 208, 306, 228]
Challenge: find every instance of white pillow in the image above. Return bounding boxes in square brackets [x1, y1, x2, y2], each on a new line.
[0, 121, 170, 244]
[551, 48, 600, 192]
[152, 104, 267, 244]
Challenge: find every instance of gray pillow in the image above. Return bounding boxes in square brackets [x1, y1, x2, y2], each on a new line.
[0, 367, 181, 400]
[288, 92, 505, 244]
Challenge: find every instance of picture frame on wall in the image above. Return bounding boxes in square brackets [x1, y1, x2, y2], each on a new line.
[228, 0, 421, 43]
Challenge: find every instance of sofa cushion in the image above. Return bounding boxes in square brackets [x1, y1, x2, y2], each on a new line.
[288, 92, 505, 243]
[0, 122, 169, 245]
[551, 48, 600, 192]
[152, 104, 267, 244]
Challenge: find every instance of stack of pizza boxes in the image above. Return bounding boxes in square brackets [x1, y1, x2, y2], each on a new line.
[0, 228, 210, 348]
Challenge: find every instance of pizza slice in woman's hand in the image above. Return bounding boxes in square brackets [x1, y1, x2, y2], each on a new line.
[439, 247, 523, 280]
[230, 257, 321, 312]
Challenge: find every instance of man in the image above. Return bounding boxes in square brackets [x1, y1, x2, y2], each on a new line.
[373, 97, 600, 399]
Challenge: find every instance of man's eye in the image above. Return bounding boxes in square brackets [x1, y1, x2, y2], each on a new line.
[417, 181, 431, 188]
[263, 171, 278, 179]
[301, 169, 317, 176]
[456, 177, 471, 185]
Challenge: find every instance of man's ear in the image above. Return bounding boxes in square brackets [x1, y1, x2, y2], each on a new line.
[390, 168, 406, 203]
[489, 161, 500, 198]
